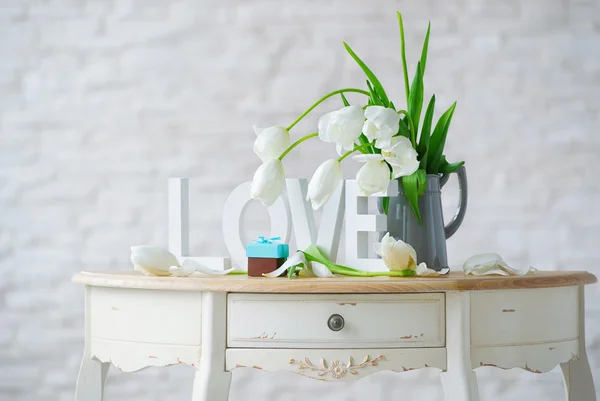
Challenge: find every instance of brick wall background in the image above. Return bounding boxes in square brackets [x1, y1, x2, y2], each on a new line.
[1, 0, 599, 400]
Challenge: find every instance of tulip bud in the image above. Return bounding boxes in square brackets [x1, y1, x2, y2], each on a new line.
[306, 159, 343, 210]
[253, 126, 290, 162]
[251, 159, 286, 206]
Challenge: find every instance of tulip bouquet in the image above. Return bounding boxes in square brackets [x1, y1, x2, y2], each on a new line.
[251, 12, 464, 222]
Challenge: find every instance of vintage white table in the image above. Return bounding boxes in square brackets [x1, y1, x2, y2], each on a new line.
[73, 270, 597, 401]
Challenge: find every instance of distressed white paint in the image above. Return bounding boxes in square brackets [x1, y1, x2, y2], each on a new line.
[227, 293, 445, 348]
[91, 338, 201, 372]
[440, 291, 480, 401]
[471, 287, 579, 347]
[89, 286, 202, 344]
[192, 292, 232, 401]
[561, 286, 597, 401]
[74, 275, 596, 401]
[75, 286, 110, 401]
[225, 348, 446, 381]
[472, 339, 578, 373]
[344, 180, 397, 271]
[222, 181, 291, 270]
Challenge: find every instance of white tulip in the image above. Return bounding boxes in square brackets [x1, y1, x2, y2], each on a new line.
[306, 159, 343, 210]
[263, 252, 306, 277]
[353, 154, 391, 196]
[131, 245, 180, 276]
[415, 263, 450, 277]
[382, 136, 420, 178]
[251, 159, 286, 207]
[373, 233, 418, 271]
[318, 105, 364, 155]
[253, 126, 290, 162]
[362, 106, 400, 150]
[311, 262, 335, 277]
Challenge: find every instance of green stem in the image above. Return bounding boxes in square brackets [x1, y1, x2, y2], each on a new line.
[397, 110, 417, 148]
[286, 88, 370, 131]
[278, 132, 318, 160]
[337, 141, 376, 162]
[330, 266, 416, 277]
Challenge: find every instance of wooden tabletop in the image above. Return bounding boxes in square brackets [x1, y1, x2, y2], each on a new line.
[72, 270, 597, 293]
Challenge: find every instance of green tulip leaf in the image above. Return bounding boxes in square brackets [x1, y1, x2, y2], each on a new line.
[397, 119, 410, 138]
[340, 92, 350, 107]
[418, 95, 436, 168]
[439, 155, 465, 174]
[402, 171, 423, 225]
[408, 61, 424, 138]
[344, 42, 390, 106]
[397, 11, 410, 103]
[427, 101, 457, 173]
[420, 22, 431, 76]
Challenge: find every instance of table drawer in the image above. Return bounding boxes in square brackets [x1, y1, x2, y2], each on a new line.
[227, 293, 445, 348]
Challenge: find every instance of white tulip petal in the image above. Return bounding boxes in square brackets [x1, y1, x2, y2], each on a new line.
[180, 258, 235, 276]
[311, 262, 335, 277]
[353, 154, 384, 163]
[263, 252, 306, 277]
[463, 253, 537, 276]
[416, 263, 450, 276]
[362, 106, 400, 146]
[318, 105, 364, 151]
[374, 234, 419, 272]
[251, 159, 286, 207]
[355, 160, 390, 196]
[169, 264, 195, 277]
[131, 245, 180, 276]
[306, 159, 343, 210]
[253, 126, 290, 163]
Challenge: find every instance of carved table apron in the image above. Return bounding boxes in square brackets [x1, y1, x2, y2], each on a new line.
[72, 271, 597, 401]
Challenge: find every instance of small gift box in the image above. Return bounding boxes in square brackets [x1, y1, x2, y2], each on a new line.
[246, 236, 289, 277]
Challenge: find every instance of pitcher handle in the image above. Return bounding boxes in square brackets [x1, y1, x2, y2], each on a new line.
[444, 166, 468, 239]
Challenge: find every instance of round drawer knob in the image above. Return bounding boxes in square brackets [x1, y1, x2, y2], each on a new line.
[327, 314, 345, 331]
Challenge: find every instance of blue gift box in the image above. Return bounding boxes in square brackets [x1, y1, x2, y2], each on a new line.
[246, 236, 289, 259]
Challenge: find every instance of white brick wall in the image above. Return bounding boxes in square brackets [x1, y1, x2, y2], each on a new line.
[0, 0, 599, 400]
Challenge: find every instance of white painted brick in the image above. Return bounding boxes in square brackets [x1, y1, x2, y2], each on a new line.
[0, 0, 599, 400]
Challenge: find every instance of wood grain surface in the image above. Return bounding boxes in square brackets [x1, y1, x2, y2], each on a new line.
[73, 270, 597, 293]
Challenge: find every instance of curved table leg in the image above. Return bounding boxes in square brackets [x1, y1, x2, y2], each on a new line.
[560, 286, 596, 401]
[75, 357, 109, 401]
[440, 291, 480, 401]
[192, 291, 232, 401]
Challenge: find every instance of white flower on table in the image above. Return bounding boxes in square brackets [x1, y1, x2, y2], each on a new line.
[306, 159, 343, 210]
[373, 233, 449, 276]
[318, 105, 365, 155]
[362, 106, 400, 150]
[131, 246, 234, 277]
[263, 252, 335, 278]
[373, 233, 418, 272]
[251, 159, 286, 207]
[253, 126, 290, 162]
[353, 154, 391, 196]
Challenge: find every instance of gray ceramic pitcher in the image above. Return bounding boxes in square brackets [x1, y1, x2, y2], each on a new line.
[378, 166, 468, 271]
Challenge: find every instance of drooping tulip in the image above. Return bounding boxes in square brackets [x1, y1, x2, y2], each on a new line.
[373, 233, 418, 272]
[362, 106, 400, 150]
[253, 126, 290, 162]
[131, 245, 180, 276]
[306, 159, 343, 210]
[353, 154, 391, 196]
[263, 252, 306, 277]
[381, 136, 419, 178]
[318, 105, 365, 155]
[251, 159, 286, 206]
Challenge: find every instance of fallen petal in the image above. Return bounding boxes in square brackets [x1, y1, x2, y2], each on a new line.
[415, 263, 448, 277]
[181, 259, 235, 276]
[263, 252, 306, 278]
